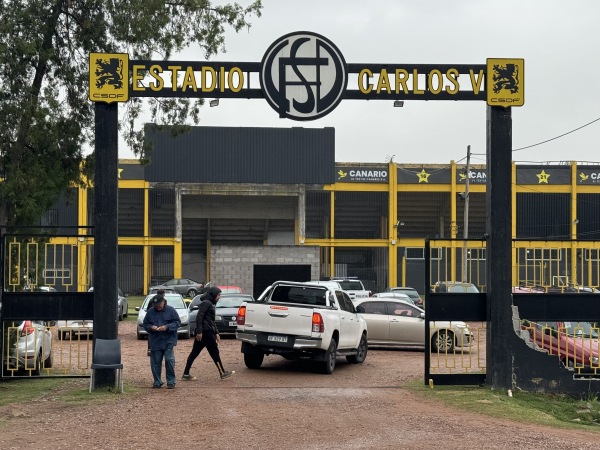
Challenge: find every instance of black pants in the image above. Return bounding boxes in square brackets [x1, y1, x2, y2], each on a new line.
[183, 330, 224, 375]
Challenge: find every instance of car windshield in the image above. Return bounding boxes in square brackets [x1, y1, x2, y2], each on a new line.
[143, 294, 186, 309]
[397, 290, 419, 299]
[562, 322, 599, 338]
[337, 281, 363, 290]
[217, 297, 246, 308]
[447, 284, 479, 293]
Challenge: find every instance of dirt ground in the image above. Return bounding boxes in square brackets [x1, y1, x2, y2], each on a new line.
[1, 321, 599, 450]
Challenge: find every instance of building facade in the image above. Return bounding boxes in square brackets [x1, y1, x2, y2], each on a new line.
[31, 126, 600, 298]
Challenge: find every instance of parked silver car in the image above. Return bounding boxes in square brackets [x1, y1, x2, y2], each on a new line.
[371, 292, 415, 305]
[6, 320, 53, 375]
[383, 287, 423, 306]
[136, 292, 191, 339]
[148, 278, 204, 298]
[354, 298, 473, 352]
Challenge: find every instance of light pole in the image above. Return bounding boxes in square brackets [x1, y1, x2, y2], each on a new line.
[462, 145, 471, 283]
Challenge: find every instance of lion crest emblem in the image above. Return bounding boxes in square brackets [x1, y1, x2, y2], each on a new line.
[94, 58, 124, 90]
[492, 64, 519, 94]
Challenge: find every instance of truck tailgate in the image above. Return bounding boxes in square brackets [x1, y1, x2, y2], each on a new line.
[244, 302, 314, 335]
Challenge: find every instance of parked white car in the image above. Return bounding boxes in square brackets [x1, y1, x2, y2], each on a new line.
[6, 320, 53, 374]
[136, 292, 191, 339]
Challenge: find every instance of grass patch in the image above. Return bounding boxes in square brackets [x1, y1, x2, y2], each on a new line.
[411, 380, 600, 431]
[125, 295, 146, 322]
[0, 377, 141, 408]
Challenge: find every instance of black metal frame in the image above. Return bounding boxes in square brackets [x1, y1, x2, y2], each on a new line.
[0, 227, 95, 379]
[424, 238, 487, 386]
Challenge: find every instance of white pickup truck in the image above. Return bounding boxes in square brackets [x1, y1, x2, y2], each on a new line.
[235, 280, 368, 374]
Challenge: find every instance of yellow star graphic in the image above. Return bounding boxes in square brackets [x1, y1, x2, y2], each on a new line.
[337, 170, 347, 179]
[536, 170, 550, 184]
[417, 169, 430, 183]
[118, 168, 123, 179]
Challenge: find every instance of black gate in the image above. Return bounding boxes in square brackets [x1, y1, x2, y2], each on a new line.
[1, 228, 94, 378]
[425, 238, 600, 396]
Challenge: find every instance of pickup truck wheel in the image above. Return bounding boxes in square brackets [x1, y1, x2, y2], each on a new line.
[320, 340, 337, 374]
[347, 334, 368, 364]
[118, 307, 124, 321]
[244, 350, 264, 369]
[432, 330, 455, 352]
[188, 289, 197, 298]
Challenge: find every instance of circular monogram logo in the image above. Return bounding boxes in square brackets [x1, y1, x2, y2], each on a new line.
[260, 32, 347, 121]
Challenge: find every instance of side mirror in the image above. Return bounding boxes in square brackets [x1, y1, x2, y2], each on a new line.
[190, 305, 199, 311]
[135, 306, 140, 311]
[356, 305, 365, 313]
[420, 312, 425, 319]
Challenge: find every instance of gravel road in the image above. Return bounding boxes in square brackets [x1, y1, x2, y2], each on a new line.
[1, 321, 599, 450]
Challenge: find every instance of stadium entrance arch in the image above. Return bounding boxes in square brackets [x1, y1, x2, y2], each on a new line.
[87, 31, 524, 391]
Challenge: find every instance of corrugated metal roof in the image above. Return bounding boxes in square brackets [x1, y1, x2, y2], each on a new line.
[144, 125, 335, 184]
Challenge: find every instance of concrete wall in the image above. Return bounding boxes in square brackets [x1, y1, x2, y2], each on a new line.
[210, 245, 320, 294]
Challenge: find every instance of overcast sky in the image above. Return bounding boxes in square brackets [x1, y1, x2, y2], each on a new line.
[120, 0, 600, 166]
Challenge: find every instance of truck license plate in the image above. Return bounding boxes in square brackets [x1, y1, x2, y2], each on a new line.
[229, 321, 237, 327]
[268, 335, 287, 343]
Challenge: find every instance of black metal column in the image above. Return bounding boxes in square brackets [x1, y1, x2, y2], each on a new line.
[93, 102, 119, 388]
[485, 105, 513, 390]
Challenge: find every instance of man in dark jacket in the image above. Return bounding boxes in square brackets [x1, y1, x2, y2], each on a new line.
[146, 288, 165, 356]
[182, 286, 233, 380]
[143, 294, 181, 389]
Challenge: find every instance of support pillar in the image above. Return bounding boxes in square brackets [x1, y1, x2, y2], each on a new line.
[92, 102, 119, 388]
[486, 105, 513, 390]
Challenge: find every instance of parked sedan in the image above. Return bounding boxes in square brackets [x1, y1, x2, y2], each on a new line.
[148, 278, 204, 298]
[6, 320, 53, 375]
[371, 292, 415, 305]
[432, 281, 480, 293]
[136, 293, 191, 339]
[188, 293, 254, 335]
[384, 287, 423, 306]
[218, 285, 243, 294]
[354, 298, 473, 352]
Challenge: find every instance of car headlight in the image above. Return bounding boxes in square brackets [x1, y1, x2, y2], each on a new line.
[590, 356, 599, 365]
[215, 315, 222, 320]
[180, 314, 188, 323]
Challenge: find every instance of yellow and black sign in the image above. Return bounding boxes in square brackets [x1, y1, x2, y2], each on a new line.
[89, 53, 129, 103]
[86, 36, 525, 118]
[486, 58, 524, 107]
